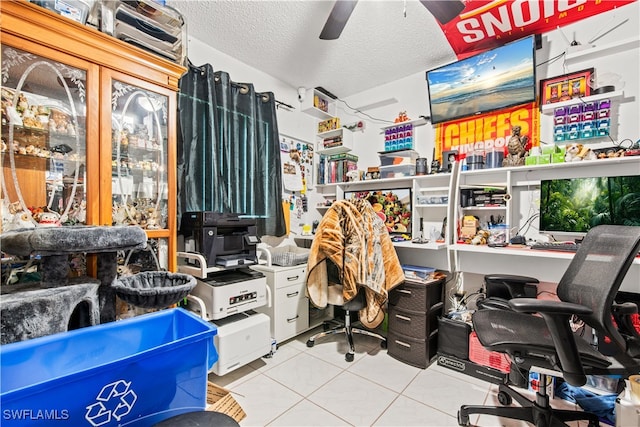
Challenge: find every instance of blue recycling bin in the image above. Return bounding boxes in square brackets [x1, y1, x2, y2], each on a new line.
[1, 308, 218, 426]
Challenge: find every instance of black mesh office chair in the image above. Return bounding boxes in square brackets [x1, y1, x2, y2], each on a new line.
[306, 260, 387, 362]
[458, 225, 640, 427]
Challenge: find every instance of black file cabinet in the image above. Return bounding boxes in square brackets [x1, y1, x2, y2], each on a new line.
[387, 278, 444, 368]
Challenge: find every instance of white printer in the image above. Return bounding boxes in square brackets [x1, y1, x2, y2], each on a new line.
[179, 212, 272, 376]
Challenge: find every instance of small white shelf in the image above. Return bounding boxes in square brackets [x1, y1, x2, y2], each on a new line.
[417, 186, 449, 192]
[301, 89, 336, 119]
[565, 37, 640, 63]
[462, 206, 507, 210]
[540, 90, 623, 114]
[380, 116, 429, 132]
[317, 128, 344, 139]
[302, 106, 333, 120]
[317, 129, 353, 155]
[415, 203, 447, 208]
[315, 183, 338, 190]
[392, 240, 447, 250]
[317, 145, 351, 155]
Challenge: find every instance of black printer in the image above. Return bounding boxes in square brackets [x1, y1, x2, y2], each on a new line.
[179, 212, 261, 268]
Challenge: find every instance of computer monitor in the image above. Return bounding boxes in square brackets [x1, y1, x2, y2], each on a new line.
[539, 175, 640, 237]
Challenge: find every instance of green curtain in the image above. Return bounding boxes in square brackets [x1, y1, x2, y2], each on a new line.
[177, 61, 286, 236]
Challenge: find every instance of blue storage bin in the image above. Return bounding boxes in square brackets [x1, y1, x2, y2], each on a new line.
[1, 308, 217, 426]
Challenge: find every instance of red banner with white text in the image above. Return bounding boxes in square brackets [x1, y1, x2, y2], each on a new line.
[440, 0, 636, 58]
[434, 102, 539, 161]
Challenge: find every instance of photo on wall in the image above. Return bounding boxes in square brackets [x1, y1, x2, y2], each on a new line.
[343, 188, 412, 240]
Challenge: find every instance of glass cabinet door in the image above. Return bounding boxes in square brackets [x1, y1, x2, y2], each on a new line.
[106, 71, 175, 270]
[110, 80, 169, 231]
[1, 44, 95, 231]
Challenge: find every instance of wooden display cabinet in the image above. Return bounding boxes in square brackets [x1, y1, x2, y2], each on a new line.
[0, 0, 185, 271]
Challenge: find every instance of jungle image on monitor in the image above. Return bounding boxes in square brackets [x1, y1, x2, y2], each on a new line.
[539, 175, 640, 235]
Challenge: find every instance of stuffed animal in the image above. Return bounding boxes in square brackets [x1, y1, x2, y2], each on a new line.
[564, 143, 597, 162]
[346, 170, 360, 182]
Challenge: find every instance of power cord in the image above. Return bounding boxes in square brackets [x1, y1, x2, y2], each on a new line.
[335, 97, 396, 124]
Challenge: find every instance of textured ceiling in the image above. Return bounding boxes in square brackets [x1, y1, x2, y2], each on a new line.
[166, 0, 457, 98]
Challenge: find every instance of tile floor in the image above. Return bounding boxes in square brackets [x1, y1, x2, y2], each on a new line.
[208, 327, 590, 427]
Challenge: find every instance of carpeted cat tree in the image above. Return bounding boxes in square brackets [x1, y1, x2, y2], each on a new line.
[0, 225, 147, 344]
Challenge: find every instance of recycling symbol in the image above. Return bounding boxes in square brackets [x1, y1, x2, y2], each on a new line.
[85, 380, 138, 426]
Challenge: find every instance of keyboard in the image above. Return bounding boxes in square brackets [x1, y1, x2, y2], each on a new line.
[530, 241, 581, 252]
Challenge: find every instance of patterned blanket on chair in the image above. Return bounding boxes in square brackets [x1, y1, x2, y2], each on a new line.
[305, 199, 404, 328]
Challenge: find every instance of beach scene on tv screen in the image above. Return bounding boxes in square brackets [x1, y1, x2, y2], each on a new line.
[428, 37, 535, 123]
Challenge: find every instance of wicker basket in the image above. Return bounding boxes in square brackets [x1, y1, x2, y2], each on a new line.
[269, 245, 309, 266]
[113, 271, 197, 308]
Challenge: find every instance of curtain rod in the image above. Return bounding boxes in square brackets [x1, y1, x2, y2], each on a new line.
[276, 100, 294, 111]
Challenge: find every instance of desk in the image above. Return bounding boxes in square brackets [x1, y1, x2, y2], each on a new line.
[451, 244, 640, 293]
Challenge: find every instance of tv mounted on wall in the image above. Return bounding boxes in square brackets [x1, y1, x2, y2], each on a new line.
[426, 35, 537, 125]
[539, 175, 640, 236]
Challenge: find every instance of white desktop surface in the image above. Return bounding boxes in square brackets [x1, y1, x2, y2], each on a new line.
[451, 243, 640, 294]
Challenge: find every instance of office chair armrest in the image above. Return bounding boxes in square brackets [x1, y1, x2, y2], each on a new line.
[484, 274, 539, 299]
[509, 298, 591, 386]
[485, 274, 539, 285]
[508, 298, 593, 316]
[613, 301, 638, 315]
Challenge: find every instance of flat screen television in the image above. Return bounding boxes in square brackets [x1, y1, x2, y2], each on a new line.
[539, 175, 640, 236]
[426, 35, 536, 124]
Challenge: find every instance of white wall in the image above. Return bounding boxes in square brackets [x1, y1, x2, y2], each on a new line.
[340, 1, 639, 165]
[185, 3, 639, 236]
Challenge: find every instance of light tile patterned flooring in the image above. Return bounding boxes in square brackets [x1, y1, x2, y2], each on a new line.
[209, 327, 589, 427]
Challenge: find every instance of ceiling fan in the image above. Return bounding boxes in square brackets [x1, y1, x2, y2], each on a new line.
[320, 0, 466, 40]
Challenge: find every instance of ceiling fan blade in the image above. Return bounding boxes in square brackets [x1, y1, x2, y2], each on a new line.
[319, 0, 359, 40]
[419, 0, 465, 25]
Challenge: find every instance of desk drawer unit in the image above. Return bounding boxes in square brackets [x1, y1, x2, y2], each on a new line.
[273, 281, 309, 342]
[387, 278, 444, 368]
[253, 264, 309, 344]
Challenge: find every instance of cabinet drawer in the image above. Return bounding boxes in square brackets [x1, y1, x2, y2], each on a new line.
[389, 279, 443, 311]
[388, 329, 439, 369]
[274, 282, 309, 342]
[272, 266, 306, 289]
[388, 306, 426, 339]
[388, 330, 429, 369]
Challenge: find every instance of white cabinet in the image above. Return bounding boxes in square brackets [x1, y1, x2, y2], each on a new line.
[317, 128, 353, 155]
[252, 264, 331, 344]
[300, 88, 336, 119]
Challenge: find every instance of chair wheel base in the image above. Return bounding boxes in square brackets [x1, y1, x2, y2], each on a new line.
[497, 390, 512, 406]
[345, 352, 354, 362]
[457, 410, 469, 426]
[306, 339, 315, 348]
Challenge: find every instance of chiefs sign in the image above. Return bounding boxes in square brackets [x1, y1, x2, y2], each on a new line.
[434, 102, 539, 161]
[441, 0, 636, 58]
